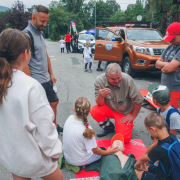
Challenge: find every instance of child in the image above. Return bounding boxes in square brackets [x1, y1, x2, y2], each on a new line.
[0, 29, 63, 179]
[148, 84, 180, 142]
[86, 133, 141, 180]
[61, 97, 118, 173]
[134, 112, 174, 180]
[59, 36, 65, 53]
[83, 41, 93, 72]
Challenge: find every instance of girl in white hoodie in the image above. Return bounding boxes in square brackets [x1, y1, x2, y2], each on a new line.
[0, 29, 63, 180]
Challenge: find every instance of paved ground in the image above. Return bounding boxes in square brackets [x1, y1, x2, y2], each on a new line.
[0, 40, 161, 180]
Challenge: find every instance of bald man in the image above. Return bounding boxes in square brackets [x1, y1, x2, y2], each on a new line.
[90, 63, 143, 143]
[23, 5, 63, 134]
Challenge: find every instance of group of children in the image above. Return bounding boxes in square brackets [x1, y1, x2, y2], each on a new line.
[0, 27, 179, 180]
[58, 84, 180, 180]
[59, 37, 93, 72]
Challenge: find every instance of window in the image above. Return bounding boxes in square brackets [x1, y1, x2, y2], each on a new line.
[97, 29, 119, 41]
[127, 29, 163, 40]
[98, 29, 109, 40]
[115, 30, 120, 35]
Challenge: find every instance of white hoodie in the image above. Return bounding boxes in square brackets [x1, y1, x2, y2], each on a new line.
[0, 70, 62, 178]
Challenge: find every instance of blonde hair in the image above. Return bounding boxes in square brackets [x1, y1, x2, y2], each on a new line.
[75, 97, 95, 139]
[86, 41, 90, 49]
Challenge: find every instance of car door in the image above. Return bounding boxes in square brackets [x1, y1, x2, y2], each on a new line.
[94, 28, 124, 62]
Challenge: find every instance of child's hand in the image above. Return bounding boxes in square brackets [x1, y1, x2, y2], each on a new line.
[134, 161, 148, 171]
[107, 146, 119, 154]
[137, 163, 148, 171]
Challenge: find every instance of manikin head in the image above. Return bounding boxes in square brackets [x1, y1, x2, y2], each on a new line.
[105, 63, 121, 87]
[32, 5, 49, 31]
[111, 133, 125, 152]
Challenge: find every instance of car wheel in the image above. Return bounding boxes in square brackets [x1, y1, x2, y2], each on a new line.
[122, 56, 136, 77]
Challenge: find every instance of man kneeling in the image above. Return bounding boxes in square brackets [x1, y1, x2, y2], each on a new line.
[90, 63, 143, 143]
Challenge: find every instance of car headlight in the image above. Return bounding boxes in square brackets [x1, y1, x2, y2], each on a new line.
[133, 45, 151, 55]
[83, 43, 86, 47]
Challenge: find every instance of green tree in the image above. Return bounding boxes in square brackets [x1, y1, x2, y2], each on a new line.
[47, 1, 84, 40]
[106, 0, 120, 15]
[3, 1, 31, 30]
[144, 0, 178, 22]
[109, 11, 126, 22]
[125, 0, 146, 21]
[60, 0, 84, 14]
[27, 5, 37, 13]
[0, 11, 6, 18]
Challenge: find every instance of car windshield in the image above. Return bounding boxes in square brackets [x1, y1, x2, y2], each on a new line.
[79, 35, 95, 40]
[127, 29, 163, 40]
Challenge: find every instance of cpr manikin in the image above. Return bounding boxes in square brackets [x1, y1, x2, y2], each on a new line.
[112, 140, 129, 168]
[85, 133, 139, 180]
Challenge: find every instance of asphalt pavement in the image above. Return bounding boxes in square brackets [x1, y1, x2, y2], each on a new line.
[0, 40, 161, 180]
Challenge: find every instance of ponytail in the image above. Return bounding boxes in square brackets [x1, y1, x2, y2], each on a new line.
[0, 28, 31, 104]
[75, 97, 95, 139]
[0, 57, 13, 104]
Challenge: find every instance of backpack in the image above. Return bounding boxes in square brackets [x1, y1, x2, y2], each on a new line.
[160, 134, 180, 180]
[158, 106, 180, 133]
[23, 29, 35, 58]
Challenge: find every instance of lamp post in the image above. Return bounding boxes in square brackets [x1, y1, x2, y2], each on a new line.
[47, 24, 50, 39]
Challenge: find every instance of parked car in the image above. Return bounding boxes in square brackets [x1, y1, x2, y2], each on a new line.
[78, 34, 95, 53]
[94, 26, 170, 76]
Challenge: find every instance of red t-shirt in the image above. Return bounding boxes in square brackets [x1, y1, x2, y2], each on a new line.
[65, 34, 71, 42]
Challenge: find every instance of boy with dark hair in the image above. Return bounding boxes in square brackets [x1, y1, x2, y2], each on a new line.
[148, 84, 180, 141]
[134, 112, 173, 180]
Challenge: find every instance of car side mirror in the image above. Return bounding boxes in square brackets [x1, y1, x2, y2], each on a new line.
[115, 37, 123, 42]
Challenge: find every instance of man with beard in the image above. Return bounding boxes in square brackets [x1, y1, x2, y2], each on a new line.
[23, 5, 63, 134]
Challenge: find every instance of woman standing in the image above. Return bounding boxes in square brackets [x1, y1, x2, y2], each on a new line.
[0, 29, 63, 180]
[156, 22, 180, 108]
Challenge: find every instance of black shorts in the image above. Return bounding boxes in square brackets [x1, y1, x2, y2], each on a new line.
[41, 80, 59, 103]
[141, 165, 157, 180]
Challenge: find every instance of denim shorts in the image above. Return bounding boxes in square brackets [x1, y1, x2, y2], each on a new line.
[41, 80, 59, 103]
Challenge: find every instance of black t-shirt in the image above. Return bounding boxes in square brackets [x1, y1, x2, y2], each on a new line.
[148, 135, 174, 180]
[74, 34, 78, 43]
